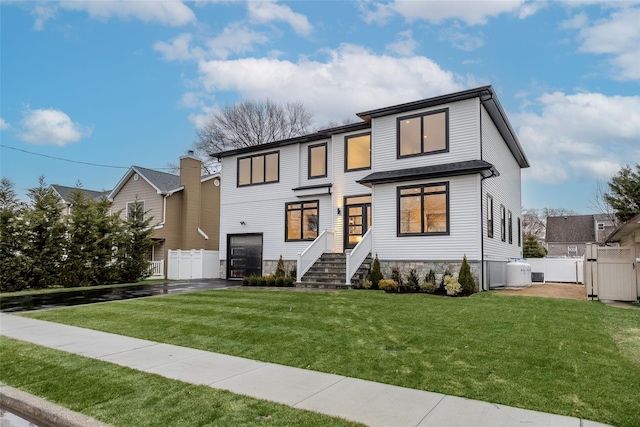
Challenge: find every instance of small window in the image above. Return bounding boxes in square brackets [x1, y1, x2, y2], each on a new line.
[500, 205, 506, 242]
[345, 133, 371, 171]
[127, 201, 144, 222]
[308, 143, 327, 179]
[398, 183, 448, 236]
[286, 201, 319, 241]
[568, 246, 578, 257]
[237, 152, 279, 187]
[597, 222, 605, 230]
[508, 210, 513, 244]
[397, 109, 448, 158]
[517, 217, 521, 247]
[487, 195, 494, 238]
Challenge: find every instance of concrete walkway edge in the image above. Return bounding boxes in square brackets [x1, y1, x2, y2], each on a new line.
[0, 314, 613, 427]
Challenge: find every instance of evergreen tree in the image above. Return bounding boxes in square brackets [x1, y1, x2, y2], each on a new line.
[368, 254, 383, 290]
[117, 198, 154, 283]
[604, 163, 640, 223]
[0, 178, 29, 291]
[458, 255, 476, 295]
[23, 176, 67, 289]
[275, 254, 286, 278]
[523, 234, 547, 258]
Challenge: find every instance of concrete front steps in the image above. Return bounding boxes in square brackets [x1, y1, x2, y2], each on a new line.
[297, 252, 371, 289]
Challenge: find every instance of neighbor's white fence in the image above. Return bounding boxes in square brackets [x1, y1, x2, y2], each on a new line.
[148, 260, 165, 279]
[526, 257, 584, 283]
[167, 249, 220, 280]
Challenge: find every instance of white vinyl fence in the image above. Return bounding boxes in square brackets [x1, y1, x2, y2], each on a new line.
[526, 258, 584, 284]
[167, 249, 220, 280]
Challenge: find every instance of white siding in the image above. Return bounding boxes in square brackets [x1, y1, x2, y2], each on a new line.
[481, 105, 523, 260]
[372, 98, 480, 171]
[372, 175, 482, 261]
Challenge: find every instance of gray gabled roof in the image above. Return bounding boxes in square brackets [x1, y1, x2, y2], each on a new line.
[131, 166, 181, 194]
[545, 215, 595, 243]
[50, 184, 110, 203]
[357, 160, 496, 187]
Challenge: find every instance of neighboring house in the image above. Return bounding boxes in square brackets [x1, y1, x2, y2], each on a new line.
[605, 213, 640, 301]
[108, 154, 221, 277]
[545, 215, 596, 257]
[216, 86, 529, 290]
[50, 184, 110, 215]
[594, 213, 617, 244]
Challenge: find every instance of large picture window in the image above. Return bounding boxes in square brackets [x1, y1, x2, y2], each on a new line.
[286, 201, 319, 241]
[397, 109, 448, 158]
[308, 143, 327, 179]
[345, 133, 371, 171]
[238, 151, 279, 186]
[398, 183, 448, 236]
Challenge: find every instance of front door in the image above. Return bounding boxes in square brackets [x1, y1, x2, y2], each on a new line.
[344, 195, 372, 250]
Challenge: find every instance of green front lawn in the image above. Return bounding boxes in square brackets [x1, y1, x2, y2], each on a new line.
[21, 289, 640, 427]
[0, 337, 360, 427]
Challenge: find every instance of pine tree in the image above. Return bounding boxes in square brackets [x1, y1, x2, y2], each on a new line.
[117, 198, 154, 283]
[368, 254, 383, 290]
[0, 178, 29, 291]
[604, 163, 640, 223]
[523, 234, 547, 258]
[458, 255, 476, 295]
[275, 254, 286, 278]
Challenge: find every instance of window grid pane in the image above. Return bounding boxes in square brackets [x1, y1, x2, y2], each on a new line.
[309, 145, 326, 178]
[422, 112, 447, 153]
[238, 158, 251, 186]
[346, 134, 371, 170]
[399, 117, 421, 156]
[399, 184, 448, 235]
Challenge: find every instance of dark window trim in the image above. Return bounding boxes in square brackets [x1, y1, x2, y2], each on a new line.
[508, 210, 513, 244]
[517, 217, 521, 247]
[236, 151, 280, 187]
[396, 182, 450, 237]
[500, 205, 506, 242]
[285, 200, 319, 242]
[396, 108, 449, 159]
[487, 194, 494, 239]
[308, 142, 328, 179]
[344, 132, 372, 172]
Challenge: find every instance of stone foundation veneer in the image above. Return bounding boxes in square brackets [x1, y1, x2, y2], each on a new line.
[379, 260, 481, 290]
[218, 259, 296, 280]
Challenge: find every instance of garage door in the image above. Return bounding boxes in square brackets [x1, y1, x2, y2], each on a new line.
[227, 234, 263, 279]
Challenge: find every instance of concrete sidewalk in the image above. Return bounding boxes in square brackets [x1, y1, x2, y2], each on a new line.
[0, 313, 611, 427]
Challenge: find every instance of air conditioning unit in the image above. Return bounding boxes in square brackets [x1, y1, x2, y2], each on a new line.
[531, 272, 544, 282]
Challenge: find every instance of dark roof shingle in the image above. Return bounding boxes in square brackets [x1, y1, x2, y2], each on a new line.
[545, 215, 595, 243]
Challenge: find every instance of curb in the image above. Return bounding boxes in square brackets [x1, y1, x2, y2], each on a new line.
[0, 384, 110, 427]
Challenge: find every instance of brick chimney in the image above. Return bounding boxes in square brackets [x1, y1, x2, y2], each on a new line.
[179, 152, 202, 249]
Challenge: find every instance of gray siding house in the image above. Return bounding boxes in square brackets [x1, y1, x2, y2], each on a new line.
[216, 86, 529, 290]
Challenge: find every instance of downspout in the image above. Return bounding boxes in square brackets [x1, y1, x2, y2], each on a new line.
[154, 187, 182, 230]
[479, 100, 486, 291]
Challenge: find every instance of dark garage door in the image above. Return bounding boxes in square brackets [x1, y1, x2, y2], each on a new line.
[227, 233, 263, 279]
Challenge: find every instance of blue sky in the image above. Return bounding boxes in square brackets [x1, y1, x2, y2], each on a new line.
[1, 0, 638, 213]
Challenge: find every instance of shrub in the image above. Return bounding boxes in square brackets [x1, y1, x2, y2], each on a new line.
[265, 275, 276, 287]
[444, 275, 461, 296]
[283, 276, 295, 287]
[275, 255, 286, 278]
[404, 269, 419, 292]
[425, 269, 436, 286]
[288, 266, 297, 281]
[368, 254, 383, 289]
[458, 255, 476, 295]
[248, 275, 259, 286]
[420, 282, 436, 294]
[440, 268, 453, 288]
[378, 279, 398, 292]
[275, 276, 284, 287]
[391, 266, 403, 288]
[362, 279, 373, 289]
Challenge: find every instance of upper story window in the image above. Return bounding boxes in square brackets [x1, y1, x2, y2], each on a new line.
[597, 222, 605, 230]
[238, 151, 279, 187]
[500, 205, 506, 242]
[397, 109, 448, 158]
[286, 200, 319, 241]
[487, 195, 494, 238]
[517, 217, 521, 247]
[345, 133, 371, 172]
[398, 182, 448, 236]
[508, 210, 513, 244]
[568, 245, 578, 257]
[127, 201, 144, 222]
[308, 143, 327, 179]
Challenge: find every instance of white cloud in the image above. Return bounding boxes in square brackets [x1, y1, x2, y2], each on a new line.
[439, 27, 484, 51]
[385, 30, 418, 56]
[154, 33, 199, 61]
[0, 118, 10, 131]
[206, 23, 269, 59]
[247, 0, 312, 36]
[363, 0, 536, 26]
[38, 0, 196, 27]
[18, 109, 92, 146]
[573, 7, 640, 80]
[195, 44, 465, 126]
[514, 91, 640, 183]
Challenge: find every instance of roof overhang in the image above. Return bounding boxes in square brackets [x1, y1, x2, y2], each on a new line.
[109, 166, 165, 200]
[357, 160, 496, 187]
[606, 214, 640, 243]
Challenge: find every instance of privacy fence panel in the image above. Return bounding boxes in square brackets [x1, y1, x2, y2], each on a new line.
[584, 244, 636, 301]
[168, 250, 220, 280]
[527, 258, 584, 284]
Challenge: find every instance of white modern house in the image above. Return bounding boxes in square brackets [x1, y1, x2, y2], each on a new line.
[216, 86, 529, 290]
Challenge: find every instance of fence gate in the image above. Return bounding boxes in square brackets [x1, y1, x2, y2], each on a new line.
[585, 244, 636, 301]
